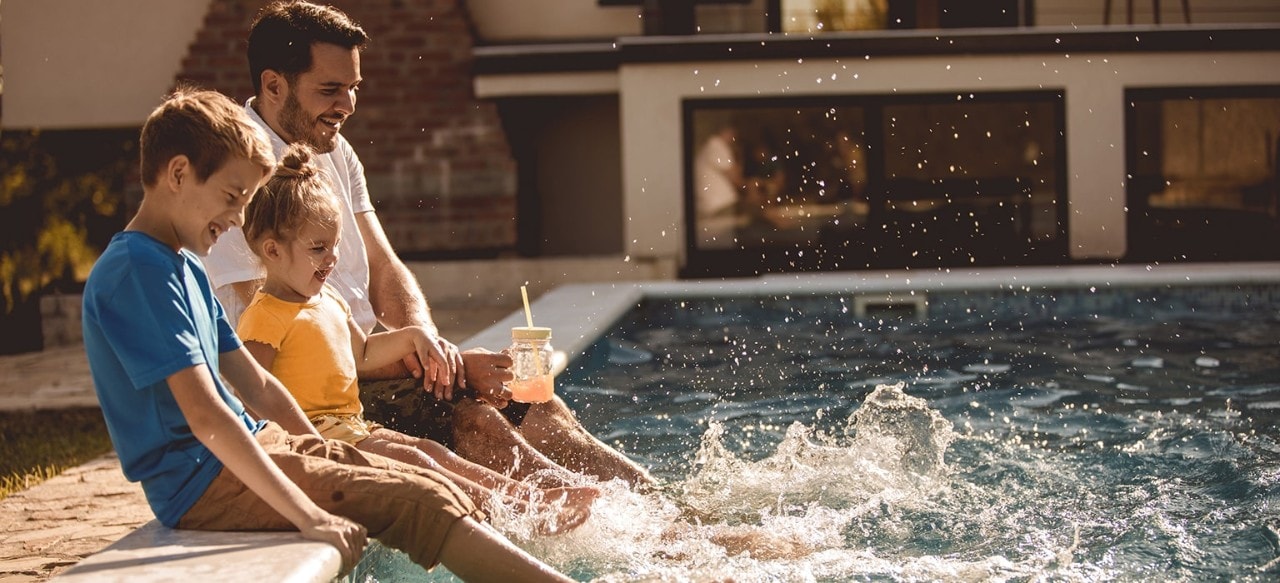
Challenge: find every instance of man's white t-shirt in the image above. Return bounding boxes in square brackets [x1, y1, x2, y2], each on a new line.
[202, 99, 377, 332]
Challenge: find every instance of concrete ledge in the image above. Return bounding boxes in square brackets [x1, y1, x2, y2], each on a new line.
[51, 521, 339, 583]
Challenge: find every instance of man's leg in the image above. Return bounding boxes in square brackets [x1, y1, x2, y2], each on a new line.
[362, 378, 574, 483]
[517, 396, 654, 487]
[450, 398, 576, 484]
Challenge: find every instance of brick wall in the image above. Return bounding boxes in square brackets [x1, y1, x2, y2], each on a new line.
[176, 0, 516, 254]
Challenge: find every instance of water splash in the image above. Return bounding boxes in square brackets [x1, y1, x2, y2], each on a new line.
[511, 384, 968, 581]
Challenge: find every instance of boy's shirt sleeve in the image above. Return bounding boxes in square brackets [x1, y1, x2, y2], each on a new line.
[212, 292, 242, 354]
[98, 259, 212, 389]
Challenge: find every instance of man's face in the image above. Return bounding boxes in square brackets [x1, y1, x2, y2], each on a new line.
[277, 43, 362, 153]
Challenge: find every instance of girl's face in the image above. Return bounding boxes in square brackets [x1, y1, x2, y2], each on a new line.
[266, 219, 340, 302]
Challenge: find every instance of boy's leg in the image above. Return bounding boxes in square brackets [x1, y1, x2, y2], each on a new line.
[439, 518, 572, 582]
[178, 423, 566, 580]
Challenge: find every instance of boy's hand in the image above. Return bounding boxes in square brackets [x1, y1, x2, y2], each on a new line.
[300, 512, 367, 576]
[460, 348, 514, 408]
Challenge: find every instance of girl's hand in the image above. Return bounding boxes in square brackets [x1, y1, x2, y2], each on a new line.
[411, 329, 465, 401]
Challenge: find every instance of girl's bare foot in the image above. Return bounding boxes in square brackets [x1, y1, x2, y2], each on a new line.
[532, 485, 599, 535]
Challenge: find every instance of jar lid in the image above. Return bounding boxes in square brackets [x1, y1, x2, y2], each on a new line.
[511, 326, 552, 340]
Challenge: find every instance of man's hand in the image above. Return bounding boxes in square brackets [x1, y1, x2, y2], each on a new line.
[460, 347, 513, 408]
[299, 511, 367, 576]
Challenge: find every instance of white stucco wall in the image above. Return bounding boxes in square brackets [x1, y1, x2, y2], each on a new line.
[617, 50, 1280, 262]
[1, 0, 210, 129]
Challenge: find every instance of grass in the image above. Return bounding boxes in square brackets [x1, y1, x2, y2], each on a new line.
[0, 407, 114, 500]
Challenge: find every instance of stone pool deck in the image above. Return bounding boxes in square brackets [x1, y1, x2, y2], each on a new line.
[0, 304, 513, 582]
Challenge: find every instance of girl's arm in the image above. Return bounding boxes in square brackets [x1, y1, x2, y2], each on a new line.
[168, 363, 365, 573]
[348, 318, 436, 377]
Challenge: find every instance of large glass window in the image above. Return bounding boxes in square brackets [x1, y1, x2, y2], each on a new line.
[1126, 87, 1280, 262]
[684, 91, 1066, 276]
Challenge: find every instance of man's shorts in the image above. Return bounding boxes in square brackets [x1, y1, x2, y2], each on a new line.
[358, 378, 532, 450]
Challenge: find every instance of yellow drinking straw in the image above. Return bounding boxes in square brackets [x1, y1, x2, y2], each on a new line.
[520, 285, 534, 328]
[519, 285, 544, 377]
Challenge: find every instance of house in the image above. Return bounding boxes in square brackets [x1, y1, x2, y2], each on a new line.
[4, 0, 1280, 321]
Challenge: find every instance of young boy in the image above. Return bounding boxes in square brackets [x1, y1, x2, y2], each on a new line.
[81, 87, 571, 581]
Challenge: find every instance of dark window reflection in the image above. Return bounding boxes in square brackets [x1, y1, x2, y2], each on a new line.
[685, 92, 1066, 276]
[1126, 87, 1280, 262]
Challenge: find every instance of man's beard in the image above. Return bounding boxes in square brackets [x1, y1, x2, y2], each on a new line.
[279, 92, 339, 154]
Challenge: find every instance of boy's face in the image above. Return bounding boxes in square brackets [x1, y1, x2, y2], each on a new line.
[178, 156, 270, 256]
[277, 43, 362, 153]
[277, 221, 341, 300]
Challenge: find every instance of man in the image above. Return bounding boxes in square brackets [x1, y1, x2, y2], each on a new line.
[203, 0, 651, 486]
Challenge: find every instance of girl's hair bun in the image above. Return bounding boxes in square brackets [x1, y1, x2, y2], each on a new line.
[276, 143, 316, 178]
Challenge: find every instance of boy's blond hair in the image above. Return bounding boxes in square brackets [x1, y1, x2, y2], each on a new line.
[243, 143, 342, 251]
[139, 87, 275, 188]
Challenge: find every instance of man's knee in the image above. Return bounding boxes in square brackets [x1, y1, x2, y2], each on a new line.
[452, 398, 519, 441]
[522, 397, 580, 437]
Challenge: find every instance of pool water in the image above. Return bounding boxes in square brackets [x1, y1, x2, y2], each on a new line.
[358, 286, 1280, 582]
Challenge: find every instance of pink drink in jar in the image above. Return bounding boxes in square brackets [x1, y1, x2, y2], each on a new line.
[509, 326, 554, 403]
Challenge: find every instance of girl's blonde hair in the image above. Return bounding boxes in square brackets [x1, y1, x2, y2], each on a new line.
[243, 143, 341, 254]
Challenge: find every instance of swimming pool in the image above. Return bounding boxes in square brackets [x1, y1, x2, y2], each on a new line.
[361, 265, 1280, 581]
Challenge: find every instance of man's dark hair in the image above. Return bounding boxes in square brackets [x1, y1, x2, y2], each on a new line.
[247, 1, 369, 94]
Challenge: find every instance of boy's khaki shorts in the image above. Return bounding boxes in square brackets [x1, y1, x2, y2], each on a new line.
[177, 422, 482, 569]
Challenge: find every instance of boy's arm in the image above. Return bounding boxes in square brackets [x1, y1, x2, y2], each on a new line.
[167, 364, 366, 573]
[220, 347, 321, 439]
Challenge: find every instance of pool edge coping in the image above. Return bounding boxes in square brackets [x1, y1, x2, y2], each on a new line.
[465, 262, 1280, 369]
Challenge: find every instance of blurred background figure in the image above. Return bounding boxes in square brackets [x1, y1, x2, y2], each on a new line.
[694, 123, 746, 249]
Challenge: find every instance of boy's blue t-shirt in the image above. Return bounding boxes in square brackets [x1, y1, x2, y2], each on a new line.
[82, 231, 262, 527]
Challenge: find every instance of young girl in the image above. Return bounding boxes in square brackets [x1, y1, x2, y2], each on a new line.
[237, 144, 598, 534]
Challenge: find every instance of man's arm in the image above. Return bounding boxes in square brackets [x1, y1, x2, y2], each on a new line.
[355, 212, 430, 331]
[229, 280, 263, 308]
[167, 364, 365, 573]
[355, 211, 464, 392]
[220, 347, 321, 439]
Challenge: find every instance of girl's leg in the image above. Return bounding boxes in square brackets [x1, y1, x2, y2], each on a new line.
[373, 428, 597, 502]
[356, 434, 499, 508]
[362, 430, 598, 534]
